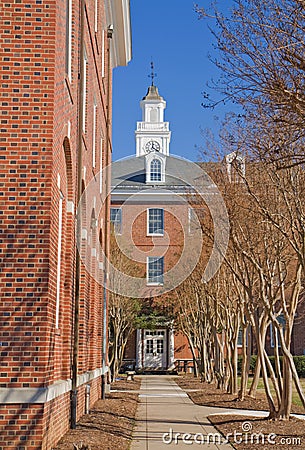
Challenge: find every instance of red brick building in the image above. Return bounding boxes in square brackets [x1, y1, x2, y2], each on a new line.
[110, 83, 208, 372]
[110, 85, 305, 375]
[0, 0, 131, 448]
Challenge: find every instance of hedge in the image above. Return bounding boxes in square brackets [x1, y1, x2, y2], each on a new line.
[237, 355, 305, 378]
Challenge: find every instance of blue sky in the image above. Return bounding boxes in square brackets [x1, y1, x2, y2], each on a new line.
[112, 0, 234, 162]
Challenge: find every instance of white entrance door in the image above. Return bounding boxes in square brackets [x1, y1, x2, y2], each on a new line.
[144, 329, 167, 369]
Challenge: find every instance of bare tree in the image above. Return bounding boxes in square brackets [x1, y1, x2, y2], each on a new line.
[108, 230, 141, 381]
[196, 0, 305, 167]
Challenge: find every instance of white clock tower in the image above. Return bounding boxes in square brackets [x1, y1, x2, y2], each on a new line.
[135, 82, 171, 157]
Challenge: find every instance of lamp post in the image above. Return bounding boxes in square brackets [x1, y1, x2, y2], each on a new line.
[101, 23, 113, 400]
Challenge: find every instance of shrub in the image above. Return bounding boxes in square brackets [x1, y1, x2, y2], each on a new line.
[293, 356, 305, 378]
[237, 355, 305, 377]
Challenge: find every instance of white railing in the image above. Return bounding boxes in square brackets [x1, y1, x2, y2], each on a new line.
[136, 122, 169, 131]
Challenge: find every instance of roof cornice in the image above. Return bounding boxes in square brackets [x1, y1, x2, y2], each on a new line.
[105, 0, 132, 67]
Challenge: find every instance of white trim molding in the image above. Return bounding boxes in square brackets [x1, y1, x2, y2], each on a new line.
[0, 366, 109, 404]
[105, 0, 132, 67]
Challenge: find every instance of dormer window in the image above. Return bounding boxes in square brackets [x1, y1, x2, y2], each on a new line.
[145, 152, 166, 183]
[150, 159, 161, 181]
[225, 151, 245, 183]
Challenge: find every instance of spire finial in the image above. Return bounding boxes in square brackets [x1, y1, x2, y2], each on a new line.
[148, 60, 157, 86]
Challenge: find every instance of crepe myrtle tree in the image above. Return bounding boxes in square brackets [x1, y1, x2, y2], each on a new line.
[174, 269, 215, 382]
[174, 259, 242, 393]
[108, 228, 142, 381]
[240, 162, 305, 418]
[108, 293, 141, 381]
[226, 160, 305, 419]
[195, 0, 305, 414]
[196, 0, 305, 168]
[196, 140, 305, 419]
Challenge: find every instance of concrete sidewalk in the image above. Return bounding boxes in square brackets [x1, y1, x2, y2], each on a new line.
[129, 375, 305, 449]
[130, 375, 235, 449]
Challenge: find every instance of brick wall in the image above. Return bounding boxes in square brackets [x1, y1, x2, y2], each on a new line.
[115, 200, 195, 367]
[0, 0, 115, 446]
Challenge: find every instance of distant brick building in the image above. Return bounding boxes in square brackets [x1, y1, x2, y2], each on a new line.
[0, 0, 131, 448]
[110, 83, 206, 372]
[110, 84, 305, 375]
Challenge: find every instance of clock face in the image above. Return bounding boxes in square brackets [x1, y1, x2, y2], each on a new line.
[145, 140, 160, 153]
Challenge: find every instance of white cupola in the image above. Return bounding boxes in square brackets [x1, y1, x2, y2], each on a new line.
[135, 83, 171, 157]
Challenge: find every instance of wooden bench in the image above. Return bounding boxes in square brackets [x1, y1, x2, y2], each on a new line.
[126, 370, 135, 381]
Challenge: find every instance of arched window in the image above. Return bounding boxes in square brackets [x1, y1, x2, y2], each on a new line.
[150, 159, 161, 181]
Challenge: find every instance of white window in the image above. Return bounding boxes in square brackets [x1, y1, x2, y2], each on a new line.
[94, 0, 98, 33]
[188, 207, 195, 234]
[99, 137, 103, 193]
[157, 339, 164, 354]
[147, 208, 164, 235]
[82, 50, 88, 132]
[92, 99, 97, 168]
[110, 208, 122, 234]
[56, 191, 64, 329]
[147, 256, 164, 285]
[150, 159, 162, 182]
[237, 328, 243, 347]
[146, 340, 153, 354]
[226, 151, 245, 183]
[65, 0, 72, 80]
[101, 30, 105, 78]
[270, 315, 286, 348]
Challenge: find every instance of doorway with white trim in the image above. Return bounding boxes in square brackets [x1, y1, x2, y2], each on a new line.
[143, 329, 167, 369]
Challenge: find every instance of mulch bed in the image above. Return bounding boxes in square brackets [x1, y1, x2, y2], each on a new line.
[111, 376, 141, 391]
[54, 377, 141, 450]
[175, 374, 304, 414]
[176, 375, 305, 450]
[209, 415, 305, 450]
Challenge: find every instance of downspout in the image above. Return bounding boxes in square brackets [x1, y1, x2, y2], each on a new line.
[71, 0, 85, 428]
[101, 24, 113, 399]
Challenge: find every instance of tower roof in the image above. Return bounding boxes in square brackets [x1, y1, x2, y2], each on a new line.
[142, 84, 164, 101]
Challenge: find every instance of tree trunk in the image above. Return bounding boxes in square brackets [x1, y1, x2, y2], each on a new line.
[225, 340, 234, 394]
[214, 330, 226, 389]
[263, 349, 281, 408]
[232, 340, 239, 395]
[278, 355, 292, 420]
[276, 321, 305, 412]
[248, 314, 267, 398]
[256, 319, 277, 418]
[238, 325, 249, 401]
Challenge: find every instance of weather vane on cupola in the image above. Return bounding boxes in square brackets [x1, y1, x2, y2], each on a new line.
[148, 60, 157, 86]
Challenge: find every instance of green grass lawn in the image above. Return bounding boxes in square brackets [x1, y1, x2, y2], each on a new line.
[243, 377, 305, 407]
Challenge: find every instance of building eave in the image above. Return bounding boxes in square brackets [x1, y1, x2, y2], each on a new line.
[106, 0, 132, 67]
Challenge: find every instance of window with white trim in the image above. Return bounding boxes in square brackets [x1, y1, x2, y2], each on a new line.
[270, 315, 286, 348]
[99, 137, 103, 193]
[226, 152, 245, 183]
[237, 326, 250, 347]
[56, 191, 64, 329]
[82, 50, 88, 132]
[101, 30, 105, 78]
[157, 339, 164, 354]
[92, 99, 97, 168]
[188, 207, 196, 234]
[65, 0, 72, 80]
[110, 208, 122, 234]
[146, 340, 153, 354]
[94, 0, 98, 33]
[150, 159, 162, 182]
[147, 208, 164, 235]
[147, 256, 164, 285]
